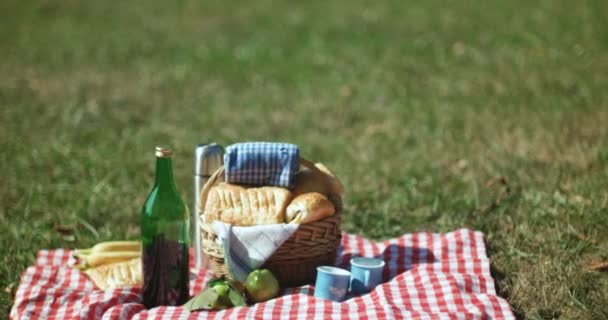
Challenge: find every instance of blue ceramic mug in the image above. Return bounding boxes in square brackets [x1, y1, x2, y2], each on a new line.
[314, 266, 351, 301]
[350, 257, 386, 294]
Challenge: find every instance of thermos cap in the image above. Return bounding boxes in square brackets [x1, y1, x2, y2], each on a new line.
[194, 143, 224, 176]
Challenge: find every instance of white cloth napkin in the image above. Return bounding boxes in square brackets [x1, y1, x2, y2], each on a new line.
[212, 221, 299, 281]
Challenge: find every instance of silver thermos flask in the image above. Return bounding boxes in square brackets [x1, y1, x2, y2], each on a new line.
[193, 143, 224, 268]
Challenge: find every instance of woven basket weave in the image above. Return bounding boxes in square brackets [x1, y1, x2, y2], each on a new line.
[199, 158, 343, 287]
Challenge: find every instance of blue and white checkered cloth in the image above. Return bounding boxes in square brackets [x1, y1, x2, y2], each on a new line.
[224, 142, 300, 189]
[212, 221, 299, 281]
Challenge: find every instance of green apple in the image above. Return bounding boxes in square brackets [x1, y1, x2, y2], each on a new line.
[211, 282, 231, 309]
[212, 283, 230, 296]
[244, 269, 280, 302]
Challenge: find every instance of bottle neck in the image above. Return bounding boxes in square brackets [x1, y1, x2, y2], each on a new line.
[155, 157, 176, 189]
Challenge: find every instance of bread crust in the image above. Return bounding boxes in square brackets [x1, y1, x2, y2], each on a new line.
[85, 258, 142, 290]
[286, 192, 335, 224]
[203, 183, 292, 226]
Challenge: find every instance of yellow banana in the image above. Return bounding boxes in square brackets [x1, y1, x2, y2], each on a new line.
[73, 249, 92, 257]
[84, 251, 141, 268]
[90, 241, 141, 253]
[72, 240, 141, 270]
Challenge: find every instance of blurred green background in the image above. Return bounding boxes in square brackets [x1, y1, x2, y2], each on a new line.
[2, 0, 608, 318]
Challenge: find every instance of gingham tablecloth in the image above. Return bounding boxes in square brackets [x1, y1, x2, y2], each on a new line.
[10, 229, 515, 319]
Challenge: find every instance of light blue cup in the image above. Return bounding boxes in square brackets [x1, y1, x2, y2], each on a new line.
[314, 266, 351, 301]
[350, 257, 386, 294]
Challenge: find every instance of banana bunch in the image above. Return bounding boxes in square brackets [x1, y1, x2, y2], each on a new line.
[73, 241, 141, 270]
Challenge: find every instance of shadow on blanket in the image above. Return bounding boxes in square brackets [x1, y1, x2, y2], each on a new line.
[336, 244, 437, 282]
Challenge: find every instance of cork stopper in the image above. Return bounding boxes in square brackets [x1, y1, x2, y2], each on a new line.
[155, 146, 173, 158]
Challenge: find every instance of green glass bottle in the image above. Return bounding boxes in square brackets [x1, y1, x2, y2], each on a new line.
[141, 146, 190, 308]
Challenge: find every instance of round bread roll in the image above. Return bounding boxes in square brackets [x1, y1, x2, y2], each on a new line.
[286, 192, 336, 224]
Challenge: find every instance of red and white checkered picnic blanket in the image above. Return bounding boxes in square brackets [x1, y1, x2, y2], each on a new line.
[11, 229, 514, 319]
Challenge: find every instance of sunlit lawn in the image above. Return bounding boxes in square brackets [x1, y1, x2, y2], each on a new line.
[1, 0, 608, 318]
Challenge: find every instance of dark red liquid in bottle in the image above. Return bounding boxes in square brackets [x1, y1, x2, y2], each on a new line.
[142, 235, 189, 308]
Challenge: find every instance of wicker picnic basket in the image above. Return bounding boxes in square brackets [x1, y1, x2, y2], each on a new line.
[198, 158, 343, 287]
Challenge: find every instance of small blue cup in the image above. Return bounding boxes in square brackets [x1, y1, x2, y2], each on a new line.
[350, 257, 386, 294]
[314, 266, 351, 301]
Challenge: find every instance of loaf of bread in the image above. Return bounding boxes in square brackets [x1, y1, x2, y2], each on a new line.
[292, 163, 344, 197]
[203, 183, 292, 226]
[286, 192, 335, 224]
[85, 258, 142, 290]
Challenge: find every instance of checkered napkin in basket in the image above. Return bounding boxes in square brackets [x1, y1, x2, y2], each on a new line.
[224, 142, 299, 188]
[10, 229, 515, 319]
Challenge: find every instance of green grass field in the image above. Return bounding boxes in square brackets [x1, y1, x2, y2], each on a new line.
[2, 0, 608, 318]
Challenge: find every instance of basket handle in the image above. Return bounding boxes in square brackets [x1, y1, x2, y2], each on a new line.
[197, 157, 323, 214]
[198, 164, 225, 214]
[298, 157, 327, 177]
